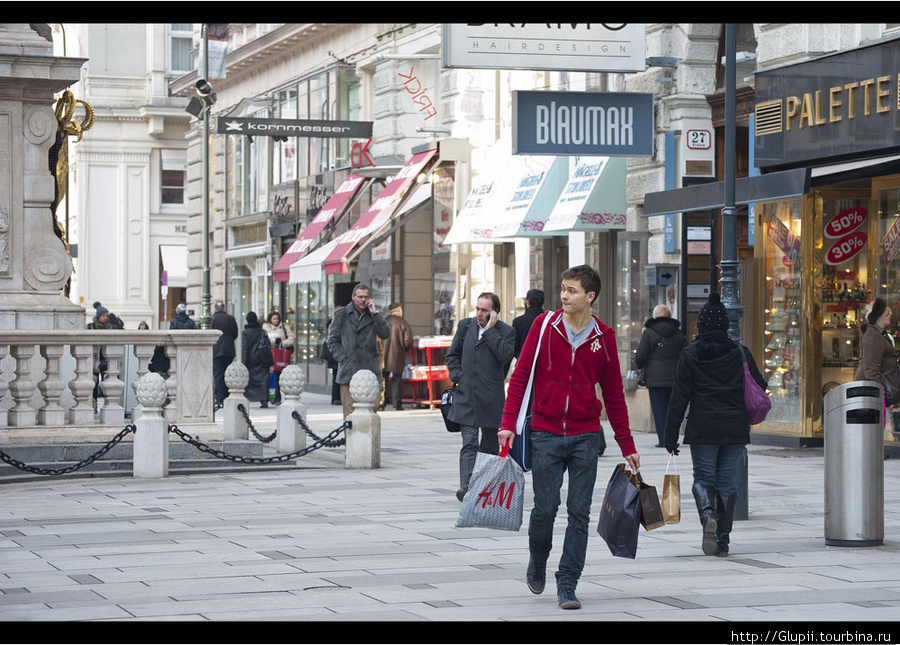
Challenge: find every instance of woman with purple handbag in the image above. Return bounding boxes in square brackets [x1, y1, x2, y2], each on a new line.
[663, 292, 767, 557]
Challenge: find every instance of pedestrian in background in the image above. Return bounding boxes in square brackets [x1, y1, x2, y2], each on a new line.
[169, 303, 197, 330]
[321, 313, 341, 405]
[383, 302, 414, 410]
[856, 297, 896, 390]
[212, 301, 239, 409]
[634, 304, 687, 447]
[326, 284, 390, 419]
[87, 301, 113, 408]
[446, 292, 515, 502]
[499, 265, 639, 611]
[512, 288, 544, 359]
[241, 311, 272, 408]
[664, 291, 766, 557]
[263, 310, 294, 404]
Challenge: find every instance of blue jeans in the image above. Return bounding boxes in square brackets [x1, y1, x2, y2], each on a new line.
[648, 387, 671, 445]
[690, 443, 745, 495]
[528, 431, 601, 591]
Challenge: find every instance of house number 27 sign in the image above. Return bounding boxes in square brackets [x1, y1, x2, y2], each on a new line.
[686, 129, 711, 150]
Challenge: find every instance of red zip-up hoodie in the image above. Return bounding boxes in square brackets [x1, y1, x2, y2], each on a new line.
[500, 309, 636, 457]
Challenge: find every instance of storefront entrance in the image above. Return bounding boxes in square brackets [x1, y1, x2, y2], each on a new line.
[756, 174, 900, 441]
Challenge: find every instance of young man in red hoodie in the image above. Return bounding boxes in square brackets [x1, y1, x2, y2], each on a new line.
[498, 265, 641, 610]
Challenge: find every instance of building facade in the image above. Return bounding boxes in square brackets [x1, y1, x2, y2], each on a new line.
[53, 23, 192, 329]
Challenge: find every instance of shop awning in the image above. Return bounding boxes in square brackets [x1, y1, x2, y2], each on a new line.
[542, 156, 628, 232]
[323, 148, 438, 275]
[289, 239, 340, 284]
[489, 155, 561, 240]
[271, 174, 368, 282]
[442, 174, 498, 244]
[642, 167, 810, 217]
[502, 156, 571, 237]
[159, 244, 187, 288]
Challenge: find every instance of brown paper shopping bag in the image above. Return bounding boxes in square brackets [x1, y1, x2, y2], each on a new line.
[661, 454, 681, 525]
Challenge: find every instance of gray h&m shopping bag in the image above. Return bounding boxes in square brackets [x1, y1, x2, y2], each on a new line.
[455, 446, 524, 531]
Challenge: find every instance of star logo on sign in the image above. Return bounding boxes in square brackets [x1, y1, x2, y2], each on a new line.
[224, 120, 244, 132]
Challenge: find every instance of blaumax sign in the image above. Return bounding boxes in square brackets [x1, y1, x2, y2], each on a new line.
[512, 91, 653, 156]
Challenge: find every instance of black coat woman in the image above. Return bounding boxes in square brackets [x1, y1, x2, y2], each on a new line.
[634, 304, 687, 447]
[241, 311, 273, 408]
[664, 292, 766, 557]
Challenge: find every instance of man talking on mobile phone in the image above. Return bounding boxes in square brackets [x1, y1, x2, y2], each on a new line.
[326, 283, 390, 420]
[445, 292, 516, 502]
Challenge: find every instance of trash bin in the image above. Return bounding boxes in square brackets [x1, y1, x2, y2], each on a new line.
[823, 381, 884, 547]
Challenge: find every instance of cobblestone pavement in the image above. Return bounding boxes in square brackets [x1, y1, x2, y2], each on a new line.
[0, 392, 898, 642]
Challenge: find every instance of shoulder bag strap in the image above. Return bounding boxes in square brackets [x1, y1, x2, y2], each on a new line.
[516, 313, 554, 433]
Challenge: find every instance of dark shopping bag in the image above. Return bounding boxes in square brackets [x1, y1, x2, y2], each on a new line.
[627, 469, 665, 531]
[272, 347, 292, 373]
[597, 463, 642, 559]
[440, 385, 460, 432]
[455, 446, 524, 531]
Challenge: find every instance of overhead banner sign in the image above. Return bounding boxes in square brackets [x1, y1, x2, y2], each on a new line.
[442, 23, 646, 73]
[217, 116, 373, 139]
[512, 90, 653, 156]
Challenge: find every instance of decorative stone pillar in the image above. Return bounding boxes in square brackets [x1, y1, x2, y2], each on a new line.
[0, 24, 86, 330]
[276, 364, 307, 454]
[223, 361, 249, 441]
[134, 371, 168, 478]
[346, 370, 381, 469]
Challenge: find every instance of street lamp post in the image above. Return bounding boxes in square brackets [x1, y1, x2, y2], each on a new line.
[719, 23, 749, 521]
[199, 23, 212, 330]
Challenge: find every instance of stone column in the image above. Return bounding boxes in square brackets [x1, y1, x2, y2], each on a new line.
[0, 24, 86, 330]
[223, 361, 249, 441]
[133, 371, 168, 478]
[276, 364, 307, 454]
[346, 370, 381, 469]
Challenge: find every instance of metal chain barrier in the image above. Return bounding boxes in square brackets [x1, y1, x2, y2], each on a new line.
[292, 410, 347, 447]
[236, 403, 277, 444]
[0, 424, 136, 476]
[167, 417, 350, 464]
[0, 410, 351, 476]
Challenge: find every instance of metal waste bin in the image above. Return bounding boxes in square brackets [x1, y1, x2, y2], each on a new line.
[823, 381, 884, 546]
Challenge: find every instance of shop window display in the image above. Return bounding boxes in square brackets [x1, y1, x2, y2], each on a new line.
[762, 200, 802, 425]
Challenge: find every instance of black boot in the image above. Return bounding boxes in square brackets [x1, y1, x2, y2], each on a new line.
[692, 482, 718, 556]
[715, 491, 737, 557]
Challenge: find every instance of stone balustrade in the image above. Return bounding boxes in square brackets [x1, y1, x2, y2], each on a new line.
[0, 329, 221, 442]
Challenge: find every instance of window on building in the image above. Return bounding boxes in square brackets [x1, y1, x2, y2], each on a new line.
[168, 24, 194, 74]
[160, 149, 187, 206]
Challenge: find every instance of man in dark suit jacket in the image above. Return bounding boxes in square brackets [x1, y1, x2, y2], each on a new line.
[445, 292, 516, 501]
[211, 301, 239, 408]
[512, 289, 545, 359]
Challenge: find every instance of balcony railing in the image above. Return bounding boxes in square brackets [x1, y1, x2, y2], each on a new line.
[0, 330, 221, 441]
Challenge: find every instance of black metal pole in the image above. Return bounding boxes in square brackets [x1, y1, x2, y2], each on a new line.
[200, 23, 212, 330]
[720, 23, 749, 521]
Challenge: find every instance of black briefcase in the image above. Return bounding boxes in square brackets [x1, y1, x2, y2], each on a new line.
[440, 385, 460, 432]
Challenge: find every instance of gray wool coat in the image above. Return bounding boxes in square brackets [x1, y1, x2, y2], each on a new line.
[326, 302, 390, 385]
[445, 317, 515, 429]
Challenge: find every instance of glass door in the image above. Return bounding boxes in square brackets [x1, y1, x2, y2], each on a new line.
[813, 188, 870, 435]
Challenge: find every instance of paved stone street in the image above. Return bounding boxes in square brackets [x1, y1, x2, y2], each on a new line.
[0, 391, 899, 642]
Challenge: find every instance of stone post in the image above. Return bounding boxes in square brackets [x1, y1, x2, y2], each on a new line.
[223, 361, 249, 441]
[133, 372, 168, 478]
[276, 364, 307, 453]
[346, 370, 381, 469]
